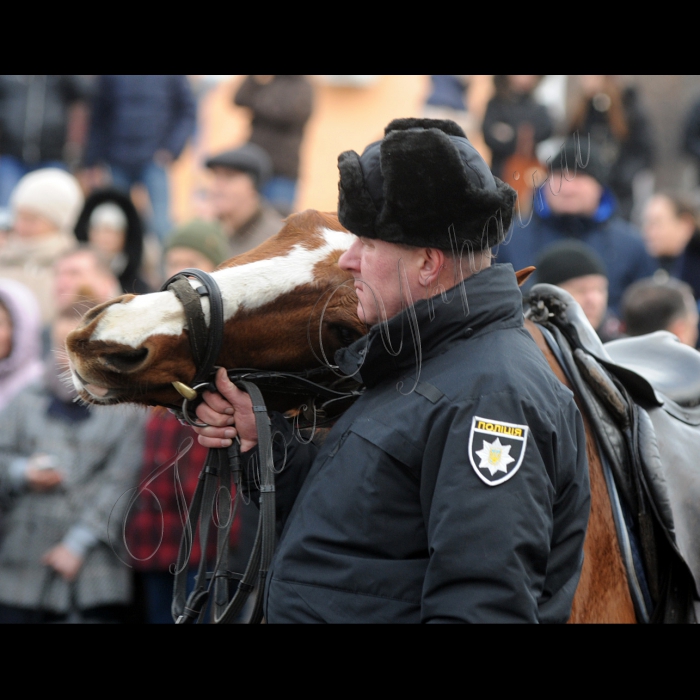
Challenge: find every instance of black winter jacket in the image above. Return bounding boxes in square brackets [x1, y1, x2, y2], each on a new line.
[84, 75, 195, 169]
[482, 93, 553, 180]
[249, 264, 590, 623]
[0, 75, 91, 163]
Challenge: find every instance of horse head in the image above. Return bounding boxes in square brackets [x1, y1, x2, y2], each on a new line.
[66, 210, 365, 408]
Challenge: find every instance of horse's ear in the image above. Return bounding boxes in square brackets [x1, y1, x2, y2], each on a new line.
[515, 266, 536, 287]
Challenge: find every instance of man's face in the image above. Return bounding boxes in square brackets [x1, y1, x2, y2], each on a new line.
[642, 195, 694, 258]
[338, 236, 425, 326]
[209, 167, 258, 220]
[54, 252, 117, 312]
[559, 274, 608, 330]
[545, 172, 603, 217]
[165, 247, 216, 280]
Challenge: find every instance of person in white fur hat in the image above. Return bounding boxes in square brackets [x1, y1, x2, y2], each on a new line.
[0, 168, 83, 323]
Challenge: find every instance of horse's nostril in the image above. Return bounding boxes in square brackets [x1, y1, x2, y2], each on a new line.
[102, 348, 149, 372]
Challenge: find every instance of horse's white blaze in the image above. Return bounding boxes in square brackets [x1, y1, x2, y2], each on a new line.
[91, 228, 354, 349]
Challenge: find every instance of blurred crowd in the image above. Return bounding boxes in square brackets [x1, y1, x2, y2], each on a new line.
[0, 74, 698, 623]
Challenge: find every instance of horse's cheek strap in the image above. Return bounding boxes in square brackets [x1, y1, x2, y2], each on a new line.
[162, 269, 226, 388]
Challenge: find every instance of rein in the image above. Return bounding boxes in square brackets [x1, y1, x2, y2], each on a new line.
[160, 269, 362, 623]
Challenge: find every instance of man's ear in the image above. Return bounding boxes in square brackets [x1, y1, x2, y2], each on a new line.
[668, 315, 697, 347]
[419, 247, 448, 288]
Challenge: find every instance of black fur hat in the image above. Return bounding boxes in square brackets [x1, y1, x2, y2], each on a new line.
[337, 118, 517, 251]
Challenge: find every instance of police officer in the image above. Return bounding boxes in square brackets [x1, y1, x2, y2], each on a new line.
[194, 118, 590, 623]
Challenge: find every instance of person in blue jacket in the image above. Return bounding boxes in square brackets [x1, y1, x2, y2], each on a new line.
[496, 136, 658, 313]
[83, 75, 196, 242]
[194, 119, 591, 623]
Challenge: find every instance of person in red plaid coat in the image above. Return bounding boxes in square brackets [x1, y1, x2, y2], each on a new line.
[125, 409, 244, 623]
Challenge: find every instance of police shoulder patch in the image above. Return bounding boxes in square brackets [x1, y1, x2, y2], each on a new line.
[468, 416, 529, 486]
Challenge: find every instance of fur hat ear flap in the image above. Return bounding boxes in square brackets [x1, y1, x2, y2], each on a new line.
[338, 150, 379, 237]
[384, 117, 467, 139]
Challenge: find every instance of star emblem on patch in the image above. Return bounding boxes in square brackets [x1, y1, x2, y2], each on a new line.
[468, 416, 529, 486]
[475, 437, 515, 475]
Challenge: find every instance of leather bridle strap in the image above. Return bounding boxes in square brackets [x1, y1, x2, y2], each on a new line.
[171, 380, 276, 624]
[160, 268, 225, 387]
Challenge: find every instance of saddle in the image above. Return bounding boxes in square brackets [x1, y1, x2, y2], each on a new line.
[527, 283, 700, 623]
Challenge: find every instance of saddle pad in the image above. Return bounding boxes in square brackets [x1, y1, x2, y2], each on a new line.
[604, 332, 700, 407]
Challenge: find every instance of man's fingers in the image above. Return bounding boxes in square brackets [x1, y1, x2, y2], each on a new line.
[196, 424, 237, 440]
[197, 434, 234, 449]
[198, 389, 234, 416]
[214, 368, 253, 411]
[196, 401, 237, 427]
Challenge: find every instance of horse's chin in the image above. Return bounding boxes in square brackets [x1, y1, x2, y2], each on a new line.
[70, 366, 123, 405]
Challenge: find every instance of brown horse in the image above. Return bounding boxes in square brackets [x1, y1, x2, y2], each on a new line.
[66, 209, 637, 623]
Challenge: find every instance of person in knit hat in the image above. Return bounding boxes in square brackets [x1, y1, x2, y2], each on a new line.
[0, 168, 83, 322]
[193, 118, 590, 624]
[163, 219, 230, 279]
[534, 239, 621, 341]
[496, 136, 658, 313]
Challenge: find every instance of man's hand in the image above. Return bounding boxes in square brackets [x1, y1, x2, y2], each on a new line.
[26, 454, 63, 492]
[42, 545, 84, 582]
[192, 368, 259, 452]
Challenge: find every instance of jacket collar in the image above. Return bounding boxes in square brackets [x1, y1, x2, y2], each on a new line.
[336, 263, 524, 387]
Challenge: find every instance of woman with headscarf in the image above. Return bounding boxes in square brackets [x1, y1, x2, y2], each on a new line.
[0, 278, 43, 413]
[73, 188, 152, 295]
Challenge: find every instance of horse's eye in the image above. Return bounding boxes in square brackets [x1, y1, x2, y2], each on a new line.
[330, 323, 361, 346]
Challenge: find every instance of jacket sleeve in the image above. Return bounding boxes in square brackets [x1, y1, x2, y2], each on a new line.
[419, 392, 589, 623]
[482, 99, 516, 159]
[234, 76, 314, 130]
[67, 408, 148, 551]
[683, 99, 700, 161]
[162, 75, 196, 160]
[83, 75, 112, 166]
[532, 103, 554, 144]
[241, 411, 319, 538]
[0, 394, 34, 500]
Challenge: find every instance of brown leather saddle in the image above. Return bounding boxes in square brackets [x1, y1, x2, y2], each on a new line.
[527, 283, 700, 623]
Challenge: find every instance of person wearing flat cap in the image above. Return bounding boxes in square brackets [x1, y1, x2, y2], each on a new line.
[193, 118, 590, 623]
[497, 136, 658, 313]
[205, 143, 284, 258]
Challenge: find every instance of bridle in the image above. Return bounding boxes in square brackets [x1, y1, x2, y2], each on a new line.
[160, 268, 363, 623]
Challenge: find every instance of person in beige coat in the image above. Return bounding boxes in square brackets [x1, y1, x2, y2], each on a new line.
[0, 168, 83, 323]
